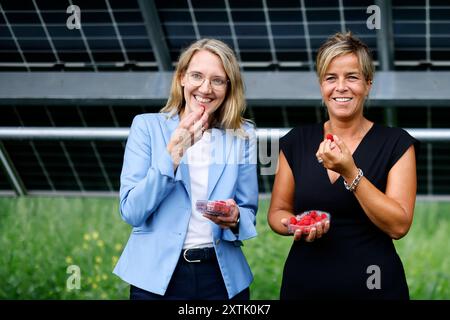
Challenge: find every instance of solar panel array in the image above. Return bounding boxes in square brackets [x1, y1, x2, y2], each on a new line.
[1, 0, 449, 196]
[0, 0, 156, 70]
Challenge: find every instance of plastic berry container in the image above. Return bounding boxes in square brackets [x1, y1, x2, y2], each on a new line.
[196, 200, 232, 216]
[287, 210, 331, 234]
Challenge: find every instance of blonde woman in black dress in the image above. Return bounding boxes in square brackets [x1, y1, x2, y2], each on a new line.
[268, 32, 419, 299]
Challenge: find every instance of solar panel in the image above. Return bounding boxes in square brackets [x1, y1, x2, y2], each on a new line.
[1, 0, 449, 70]
[2, 139, 123, 192]
[0, 158, 13, 191]
[0, 0, 157, 70]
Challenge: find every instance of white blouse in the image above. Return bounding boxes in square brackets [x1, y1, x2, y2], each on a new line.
[183, 130, 214, 249]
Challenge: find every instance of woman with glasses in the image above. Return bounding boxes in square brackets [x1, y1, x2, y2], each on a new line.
[114, 38, 258, 300]
[268, 32, 419, 299]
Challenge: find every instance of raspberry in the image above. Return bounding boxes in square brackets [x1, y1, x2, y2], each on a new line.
[202, 200, 231, 215]
[217, 203, 230, 215]
[326, 134, 334, 141]
[215, 201, 231, 214]
[289, 210, 331, 235]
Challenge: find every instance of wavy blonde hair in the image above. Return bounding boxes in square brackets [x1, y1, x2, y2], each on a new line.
[160, 38, 247, 130]
[316, 32, 374, 83]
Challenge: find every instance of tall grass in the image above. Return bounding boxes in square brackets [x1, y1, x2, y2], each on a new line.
[394, 201, 450, 299]
[0, 197, 130, 299]
[0, 197, 448, 299]
[246, 200, 450, 299]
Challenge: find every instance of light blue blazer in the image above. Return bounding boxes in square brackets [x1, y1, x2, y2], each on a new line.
[113, 112, 258, 299]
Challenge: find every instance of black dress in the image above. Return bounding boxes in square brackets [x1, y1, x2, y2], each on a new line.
[279, 122, 419, 300]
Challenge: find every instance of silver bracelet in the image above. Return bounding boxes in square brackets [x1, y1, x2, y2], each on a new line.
[343, 168, 363, 192]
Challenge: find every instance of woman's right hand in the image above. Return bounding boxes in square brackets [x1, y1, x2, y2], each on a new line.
[167, 107, 209, 169]
[281, 217, 330, 242]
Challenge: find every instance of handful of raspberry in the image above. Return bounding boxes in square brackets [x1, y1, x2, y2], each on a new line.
[288, 210, 330, 234]
[196, 200, 231, 216]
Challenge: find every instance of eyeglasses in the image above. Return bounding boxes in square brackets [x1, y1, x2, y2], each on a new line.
[186, 71, 229, 90]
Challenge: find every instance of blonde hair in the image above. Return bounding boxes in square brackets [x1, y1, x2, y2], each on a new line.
[316, 32, 374, 83]
[160, 38, 247, 130]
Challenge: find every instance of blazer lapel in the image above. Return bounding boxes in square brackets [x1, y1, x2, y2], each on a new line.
[179, 159, 191, 198]
[161, 113, 179, 145]
[207, 129, 233, 199]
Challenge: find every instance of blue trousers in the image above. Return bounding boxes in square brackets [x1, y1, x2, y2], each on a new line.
[130, 253, 250, 300]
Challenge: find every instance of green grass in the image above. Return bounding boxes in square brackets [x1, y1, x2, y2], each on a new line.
[0, 197, 448, 299]
[0, 197, 130, 299]
[246, 200, 450, 299]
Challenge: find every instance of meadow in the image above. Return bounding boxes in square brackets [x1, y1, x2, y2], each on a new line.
[0, 197, 448, 299]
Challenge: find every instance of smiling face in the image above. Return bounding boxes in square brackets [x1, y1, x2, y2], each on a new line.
[320, 53, 372, 121]
[180, 49, 228, 118]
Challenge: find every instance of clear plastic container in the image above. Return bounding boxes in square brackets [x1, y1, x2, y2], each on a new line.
[196, 200, 232, 216]
[287, 210, 331, 234]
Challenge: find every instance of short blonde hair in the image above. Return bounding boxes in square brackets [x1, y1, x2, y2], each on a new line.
[160, 38, 247, 130]
[316, 32, 374, 83]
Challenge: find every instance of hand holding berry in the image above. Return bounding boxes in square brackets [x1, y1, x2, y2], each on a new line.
[281, 211, 330, 242]
[203, 199, 240, 230]
[316, 134, 358, 179]
[167, 106, 209, 169]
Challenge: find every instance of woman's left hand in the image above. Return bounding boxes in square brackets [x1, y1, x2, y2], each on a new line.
[203, 199, 240, 229]
[316, 135, 357, 178]
[281, 217, 330, 242]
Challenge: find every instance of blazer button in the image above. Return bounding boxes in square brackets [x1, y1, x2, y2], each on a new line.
[215, 239, 220, 245]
